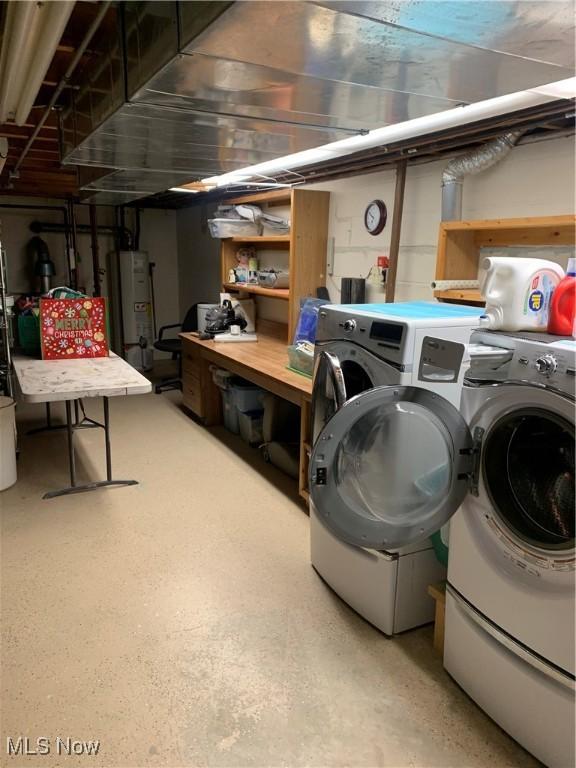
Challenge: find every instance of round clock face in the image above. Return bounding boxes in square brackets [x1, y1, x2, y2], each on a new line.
[364, 199, 387, 235]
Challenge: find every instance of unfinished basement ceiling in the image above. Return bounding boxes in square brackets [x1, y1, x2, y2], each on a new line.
[62, 0, 575, 203]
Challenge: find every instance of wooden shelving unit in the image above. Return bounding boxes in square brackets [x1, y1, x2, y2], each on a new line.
[228, 235, 291, 244]
[434, 214, 576, 304]
[220, 188, 330, 341]
[222, 283, 290, 300]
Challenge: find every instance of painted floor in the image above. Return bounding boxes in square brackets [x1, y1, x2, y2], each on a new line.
[1, 390, 538, 767]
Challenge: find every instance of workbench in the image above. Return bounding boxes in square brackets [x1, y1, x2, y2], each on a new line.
[179, 323, 312, 502]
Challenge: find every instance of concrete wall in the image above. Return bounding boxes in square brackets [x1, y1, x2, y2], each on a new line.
[176, 203, 221, 315]
[307, 135, 576, 302]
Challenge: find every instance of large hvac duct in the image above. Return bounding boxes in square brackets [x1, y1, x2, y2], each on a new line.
[441, 131, 524, 221]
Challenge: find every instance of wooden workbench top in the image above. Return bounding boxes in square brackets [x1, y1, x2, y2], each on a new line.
[180, 330, 312, 402]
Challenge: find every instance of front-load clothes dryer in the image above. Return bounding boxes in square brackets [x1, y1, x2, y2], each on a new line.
[444, 331, 575, 768]
[309, 301, 483, 635]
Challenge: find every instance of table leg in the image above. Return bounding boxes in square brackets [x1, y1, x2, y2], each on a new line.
[42, 397, 138, 499]
[66, 399, 76, 487]
[104, 396, 112, 481]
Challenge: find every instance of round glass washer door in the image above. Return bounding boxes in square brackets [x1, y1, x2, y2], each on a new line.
[483, 408, 575, 551]
[310, 385, 474, 550]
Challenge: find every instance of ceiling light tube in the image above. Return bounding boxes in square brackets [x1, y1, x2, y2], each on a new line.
[203, 78, 575, 187]
[14, 1, 74, 126]
[0, 1, 39, 123]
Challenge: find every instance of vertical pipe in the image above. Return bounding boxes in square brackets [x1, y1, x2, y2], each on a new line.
[89, 204, 101, 297]
[67, 200, 79, 290]
[386, 160, 407, 303]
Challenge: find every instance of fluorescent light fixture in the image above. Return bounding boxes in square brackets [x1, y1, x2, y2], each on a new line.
[202, 78, 576, 188]
[217, 181, 294, 189]
[169, 187, 200, 193]
[0, 1, 74, 125]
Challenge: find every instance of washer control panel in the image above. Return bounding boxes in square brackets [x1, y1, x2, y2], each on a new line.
[510, 340, 575, 395]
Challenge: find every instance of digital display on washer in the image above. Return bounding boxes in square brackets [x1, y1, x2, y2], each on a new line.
[369, 321, 404, 347]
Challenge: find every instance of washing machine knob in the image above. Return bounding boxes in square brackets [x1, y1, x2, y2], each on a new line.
[343, 319, 357, 332]
[535, 354, 557, 375]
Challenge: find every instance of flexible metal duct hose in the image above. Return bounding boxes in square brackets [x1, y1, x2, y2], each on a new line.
[441, 131, 524, 220]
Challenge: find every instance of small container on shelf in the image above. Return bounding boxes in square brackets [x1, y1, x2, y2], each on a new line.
[208, 219, 262, 239]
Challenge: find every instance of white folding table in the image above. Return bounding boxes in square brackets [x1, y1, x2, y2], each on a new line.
[13, 354, 151, 499]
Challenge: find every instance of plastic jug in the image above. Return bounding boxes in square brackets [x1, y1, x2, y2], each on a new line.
[479, 256, 564, 332]
[548, 257, 576, 337]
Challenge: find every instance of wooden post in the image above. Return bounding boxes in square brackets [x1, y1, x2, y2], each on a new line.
[386, 159, 407, 303]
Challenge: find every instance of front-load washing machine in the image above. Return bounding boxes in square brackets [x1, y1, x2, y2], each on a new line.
[309, 301, 483, 635]
[444, 331, 575, 768]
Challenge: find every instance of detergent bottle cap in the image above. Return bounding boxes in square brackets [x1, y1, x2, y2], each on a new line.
[478, 311, 496, 329]
[566, 257, 576, 277]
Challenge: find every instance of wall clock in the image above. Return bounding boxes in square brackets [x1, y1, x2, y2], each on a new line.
[364, 199, 387, 236]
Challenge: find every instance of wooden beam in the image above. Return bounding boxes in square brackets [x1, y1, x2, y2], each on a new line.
[386, 160, 407, 303]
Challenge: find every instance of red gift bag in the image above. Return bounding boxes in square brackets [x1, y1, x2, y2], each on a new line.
[40, 298, 108, 360]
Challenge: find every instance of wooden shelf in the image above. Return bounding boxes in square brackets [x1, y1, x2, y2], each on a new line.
[220, 188, 330, 342]
[228, 235, 290, 244]
[223, 282, 290, 300]
[434, 289, 483, 303]
[435, 215, 576, 306]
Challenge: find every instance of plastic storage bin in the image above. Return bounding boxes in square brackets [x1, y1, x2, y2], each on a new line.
[287, 344, 314, 377]
[17, 314, 41, 356]
[0, 396, 17, 490]
[211, 367, 240, 434]
[221, 390, 239, 434]
[238, 410, 264, 446]
[208, 219, 262, 239]
[232, 380, 264, 413]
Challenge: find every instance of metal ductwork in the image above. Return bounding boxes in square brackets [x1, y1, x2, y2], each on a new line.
[59, 1, 573, 204]
[441, 131, 524, 221]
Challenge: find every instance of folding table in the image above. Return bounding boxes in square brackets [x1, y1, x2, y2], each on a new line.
[13, 354, 151, 498]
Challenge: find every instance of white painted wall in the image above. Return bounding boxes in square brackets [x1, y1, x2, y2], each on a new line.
[176, 203, 221, 315]
[138, 208, 179, 355]
[307, 135, 575, 302]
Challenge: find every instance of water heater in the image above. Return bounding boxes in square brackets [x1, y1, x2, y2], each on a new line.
[119, 251, 153, 371]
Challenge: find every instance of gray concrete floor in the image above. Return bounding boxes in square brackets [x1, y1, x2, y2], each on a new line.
[1, 389, 538, 768]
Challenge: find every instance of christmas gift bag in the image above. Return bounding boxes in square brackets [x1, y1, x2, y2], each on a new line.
[40, 297, 108, 360]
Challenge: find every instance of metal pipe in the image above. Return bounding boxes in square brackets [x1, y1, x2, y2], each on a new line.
[386, 160, 407, 304]
[441, 131, 523, 221]
[89, 205, 101, 297]
[67, 200, 79, 291]
[31, 221, 119, 236]
[12, 1, 112, 176]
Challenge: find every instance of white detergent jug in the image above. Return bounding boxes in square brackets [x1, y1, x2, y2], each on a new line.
[479, 256, 565, 332]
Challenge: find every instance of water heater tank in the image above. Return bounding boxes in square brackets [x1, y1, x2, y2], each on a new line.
[119, 250, 153, 371]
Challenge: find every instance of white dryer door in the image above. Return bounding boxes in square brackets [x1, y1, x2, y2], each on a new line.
[310, 385, 474, 550]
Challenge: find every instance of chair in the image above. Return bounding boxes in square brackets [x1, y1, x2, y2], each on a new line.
[153, 304, 198, 394]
